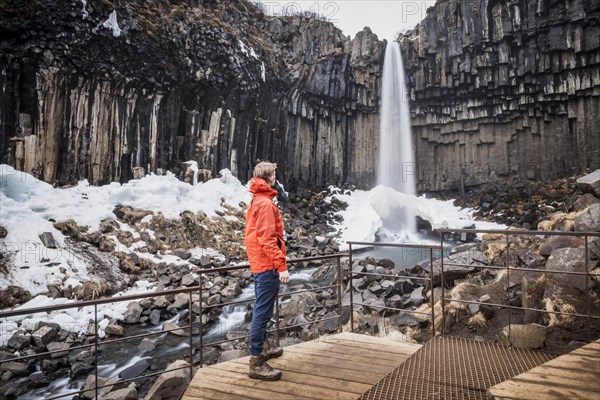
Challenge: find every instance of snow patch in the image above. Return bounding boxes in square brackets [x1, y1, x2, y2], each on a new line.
[103, 10, 122, 37]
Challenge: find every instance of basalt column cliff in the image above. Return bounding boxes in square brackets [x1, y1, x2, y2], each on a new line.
[402, 0, 600, 191]
[0, 0, 598, 191]
[0, 0, 382, 188]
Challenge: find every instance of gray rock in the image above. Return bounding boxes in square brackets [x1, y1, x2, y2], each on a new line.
[576, 170, 600, 197]
[174, 249, 192, 260]
[81, 375, 115, 399]
[0, 351, 15, 362]
[7, 331, 30, 350]
[119, 359, 150, 380]
[46, 342, 70, 358]
[499, 324, 546, 349]
[163, 322, 185, 336]
[31, 325, 58, 348]
[221, 282, 242, 297]
[181, 273, 196, 286]
[138, 338, 157, 353]
[153, 296, 170, 309]
[573, 193, 600, 211]
[103, 387, 138, 400]
[149, 309, 161, 325]
[574, 204, 600, 232]
[546, 247, 591, 290]
[123, 302, 144, 324]
[168, 293, 189, 311]
[539, 236, 584, 257]
[0, 361, 35, 376]
[105, 324, 126, 337]
[319, 312, 340, 333]
[39, 232, 58, 248]
[71, 362, 95, 379]
[158, 275, 171, 286]
[145, 360, 191, 400]
[428, 250, 488, 285]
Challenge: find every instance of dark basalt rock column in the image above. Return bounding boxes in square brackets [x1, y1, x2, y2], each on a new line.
[401, 0, 600, 191]
[0, 1, 383, 189]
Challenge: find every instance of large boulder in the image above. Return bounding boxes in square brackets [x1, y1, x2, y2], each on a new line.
[574, 204, 600, 232]
[123, 302, 144, 324]
[576, 170, 600, 197]
[572, 193, 600, 211]
[546, 247, 592, 290]
[145, 360, 191, 400]
[499, 324, 547, 349]
[539, 236, 584, 257]
[427, 250, 488, 285]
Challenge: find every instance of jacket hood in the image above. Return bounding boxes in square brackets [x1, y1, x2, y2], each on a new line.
[249, 178, 278, 198]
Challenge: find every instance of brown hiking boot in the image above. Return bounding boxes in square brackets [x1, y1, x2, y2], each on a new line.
[249, 355, 282, 381]
[261, 340, 283, 359]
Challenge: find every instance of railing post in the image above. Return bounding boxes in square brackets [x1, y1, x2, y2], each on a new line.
[506, 232, 511, 344]
[349, 243, 354, 333]
[336, 255, 343, 333]
[275, 288, 281, 347]
[199, 280, 204, 368]
[440, 235, 446, 336]
[94, 304, 99, 400]
[585, 235, 590, 339]
[188, 292, 193, 379]
[429, 247, 435, 337]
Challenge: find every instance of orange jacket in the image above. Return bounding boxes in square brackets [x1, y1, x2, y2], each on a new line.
[245, 178, 287, 274]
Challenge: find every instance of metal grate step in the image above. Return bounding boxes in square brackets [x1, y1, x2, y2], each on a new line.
[359, 335, 556, 400]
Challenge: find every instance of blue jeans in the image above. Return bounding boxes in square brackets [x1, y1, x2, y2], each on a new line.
[250, 269, 280, 356]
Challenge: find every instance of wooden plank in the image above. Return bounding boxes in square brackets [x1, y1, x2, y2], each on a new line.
[282, 343, 401, 367]
[182, 386, 250, 400]
[330, 332, 422, 351]
[263, 348, 396, 375]
[290, 339, 410, 363]
[184, 375, 301, 400]
[488, 340, 600, 400]
[209, 360, 372, 394]
[322, 336, 420, 358]
[195, 367, 360, 400]
[183, 332, 420, 400]
[231, 357, 384, 385]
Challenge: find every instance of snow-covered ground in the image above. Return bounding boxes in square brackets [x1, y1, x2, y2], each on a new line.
[0, 165, 250, 295]
[0, 164, 504, 345]
[327, 184, 504, 250]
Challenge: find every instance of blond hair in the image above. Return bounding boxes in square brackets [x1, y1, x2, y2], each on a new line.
[253, 161, 277, 181]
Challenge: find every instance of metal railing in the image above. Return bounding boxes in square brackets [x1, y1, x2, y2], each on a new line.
[0, 253, 347, 400]
[2, 229, 599, 398]
[436, 228, 600, 341]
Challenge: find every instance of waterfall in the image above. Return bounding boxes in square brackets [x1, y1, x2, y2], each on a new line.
[377, 41, 417, 236]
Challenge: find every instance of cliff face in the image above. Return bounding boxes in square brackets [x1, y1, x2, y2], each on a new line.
[0, 0, 382, 188]
[0, 0, 598, 191]
[402, 0, 600, 191]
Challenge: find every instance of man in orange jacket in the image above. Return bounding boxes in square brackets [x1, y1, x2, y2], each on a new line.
[245, 161, 289, 381]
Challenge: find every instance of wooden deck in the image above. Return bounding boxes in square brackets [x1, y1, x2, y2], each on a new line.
[182, 332, 422, 400]
[487, 338, 600, 400]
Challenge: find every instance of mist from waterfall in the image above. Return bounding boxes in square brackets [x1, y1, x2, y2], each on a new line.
[377, 41, 417, 238]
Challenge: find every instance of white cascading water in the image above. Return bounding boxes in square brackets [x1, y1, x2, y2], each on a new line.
[377, 40, 417, 238]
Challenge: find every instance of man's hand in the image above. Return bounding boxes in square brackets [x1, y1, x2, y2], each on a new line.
[279, 270, 289, 283]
